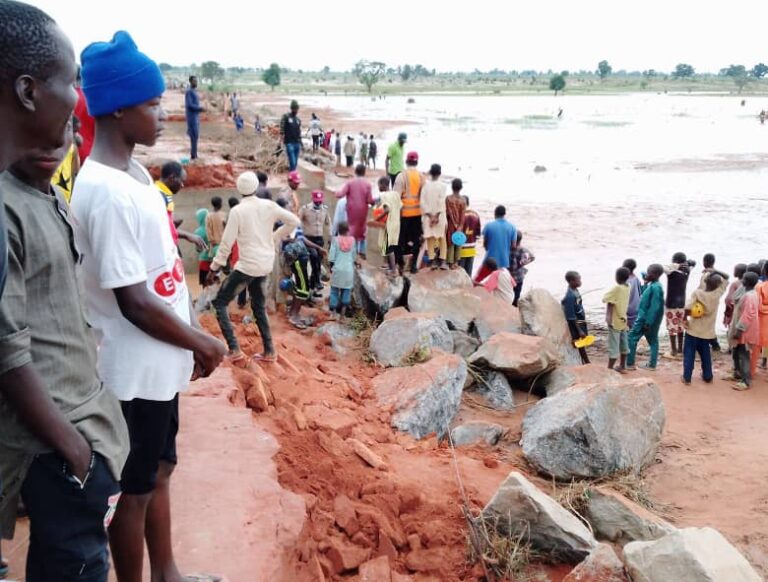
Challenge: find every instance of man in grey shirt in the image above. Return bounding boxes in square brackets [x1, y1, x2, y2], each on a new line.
[0, 142, 129, 578]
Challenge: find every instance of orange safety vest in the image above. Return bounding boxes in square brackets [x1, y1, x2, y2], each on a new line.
[400, 169, 422, 218]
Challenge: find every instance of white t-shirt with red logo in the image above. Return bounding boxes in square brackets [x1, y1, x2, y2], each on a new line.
[71, 159, 194, 402]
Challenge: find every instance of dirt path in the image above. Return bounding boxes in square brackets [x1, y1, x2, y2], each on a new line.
[640, 352, 768, 575]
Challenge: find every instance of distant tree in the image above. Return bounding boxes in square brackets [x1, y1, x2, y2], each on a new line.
[354, 60, 386, 93]
[228, 66, 247, 75]
[400, 64, 413, 81]
[751, 63, 768, 79]
[322, 65, 331, 75]
[200, 61, 224, 82]
[412, 64, 433, 78]
[673, 63, 695, 78]
[158, 62, 173, 72]
[262, 63, 281, 91]
[722, 64, 749, 93]
[549, 73, 566, 96]
[597, 60, 612, 80]
[642, 69, 657, 78]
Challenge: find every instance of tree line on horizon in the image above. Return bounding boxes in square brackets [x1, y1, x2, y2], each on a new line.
[159, 59, 768, 95]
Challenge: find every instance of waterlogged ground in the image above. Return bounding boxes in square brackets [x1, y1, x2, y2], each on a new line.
[302, 93, 768, 325]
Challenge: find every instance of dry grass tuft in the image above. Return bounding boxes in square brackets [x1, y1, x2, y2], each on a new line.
[466, 512, 546, 581]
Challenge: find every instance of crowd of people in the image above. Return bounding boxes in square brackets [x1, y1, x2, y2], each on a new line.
[563, 253, 768, 391]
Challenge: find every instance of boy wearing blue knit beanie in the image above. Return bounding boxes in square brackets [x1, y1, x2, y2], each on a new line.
[71, 31, 226, 582]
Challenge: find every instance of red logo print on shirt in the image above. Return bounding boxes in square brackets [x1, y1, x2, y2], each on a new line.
[172, 258, 184, 283]
[154, 272, 176, 297]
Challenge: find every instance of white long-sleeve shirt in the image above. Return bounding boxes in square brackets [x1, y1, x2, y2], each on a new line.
[211, 196, 299, 277]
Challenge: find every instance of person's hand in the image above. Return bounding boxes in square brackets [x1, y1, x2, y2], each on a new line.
[189, 234, 208, 252]
[193, 334, 227, 377]
[64, 433, 93, 483]
[579, 330, 587, 339]
[734, 329, 744, 341]
[206, 270, 219, 287]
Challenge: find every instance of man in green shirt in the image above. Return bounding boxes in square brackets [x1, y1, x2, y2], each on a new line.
[385, 132, 407, 186]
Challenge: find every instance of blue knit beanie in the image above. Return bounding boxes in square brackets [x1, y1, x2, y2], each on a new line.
[81, 31, 165, 117]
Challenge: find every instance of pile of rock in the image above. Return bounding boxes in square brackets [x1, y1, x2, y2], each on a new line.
[357, 270, 668, 476]
[479, 471, 762, 581]
[353, 268, 762, 578]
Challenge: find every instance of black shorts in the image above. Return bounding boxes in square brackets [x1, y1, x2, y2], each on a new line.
[398, 215, 423, 253]
[119, 394, 179, 495]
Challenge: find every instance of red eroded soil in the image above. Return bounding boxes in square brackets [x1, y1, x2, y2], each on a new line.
[199, 309, 572, 581]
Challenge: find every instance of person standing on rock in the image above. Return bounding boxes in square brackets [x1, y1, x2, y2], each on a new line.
[420, 163, 448, 269]
[185, 75, 205, 160]
[475, 205, 517, 283]
[386, 132, 407, 187]
[445, 178, 467, 270]
[394, 151, 424, 274]
[683, 272, 728, 385]
[562, 271, 590, 364]
[337, 164, 375, 260]
[73, 31, 226, 582]
[603, 267, 631, 373]
[280, 99, 302, 172]
[626, 264, 666, 371]
[459, 196, 482, 278]
[208, 171, 299, 363]
[376, 175, 401, 275]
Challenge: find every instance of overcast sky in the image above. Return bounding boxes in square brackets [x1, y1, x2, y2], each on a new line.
[31, 0, 767, 74]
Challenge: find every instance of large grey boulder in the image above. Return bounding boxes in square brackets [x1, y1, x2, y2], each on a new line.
[369, 308, 453, 367]
[519, 288, 582, 366]
[373, 351, 466, 439]
[470, 288, 523, 343]
[407, 270, 480, 332]
[624, 527, 762, 582]
[481, 471, 597, 563]
[542, 364, 623, 397]
[316, 322, 358, 356]
[521, 379, 665, 480]
[353, 262, 405, 319]
[468, 332, 560, 379]
[450, 421, 504, 447]
[585, 487, 675, 546]
[563, 543, 629, 582]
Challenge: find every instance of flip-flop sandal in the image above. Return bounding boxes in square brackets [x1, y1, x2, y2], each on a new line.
[0, 559, 9, 579]
[252, 352, 278, 363]
[185, 575, 223, 582]
[290, 320, 307, 330]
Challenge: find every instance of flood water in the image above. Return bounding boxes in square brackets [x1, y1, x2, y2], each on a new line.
[303, 93, 768, 323]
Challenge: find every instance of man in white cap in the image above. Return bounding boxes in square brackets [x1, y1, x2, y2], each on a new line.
[209, 171, 299, 364]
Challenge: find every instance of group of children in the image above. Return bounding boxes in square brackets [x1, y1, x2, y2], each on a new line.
[563, 253, 768, 391]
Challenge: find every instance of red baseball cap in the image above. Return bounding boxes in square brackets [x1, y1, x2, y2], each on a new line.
[311, 190, 324, 202]
[288, 170, 301, 185]
[406, 151, 419, 163]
